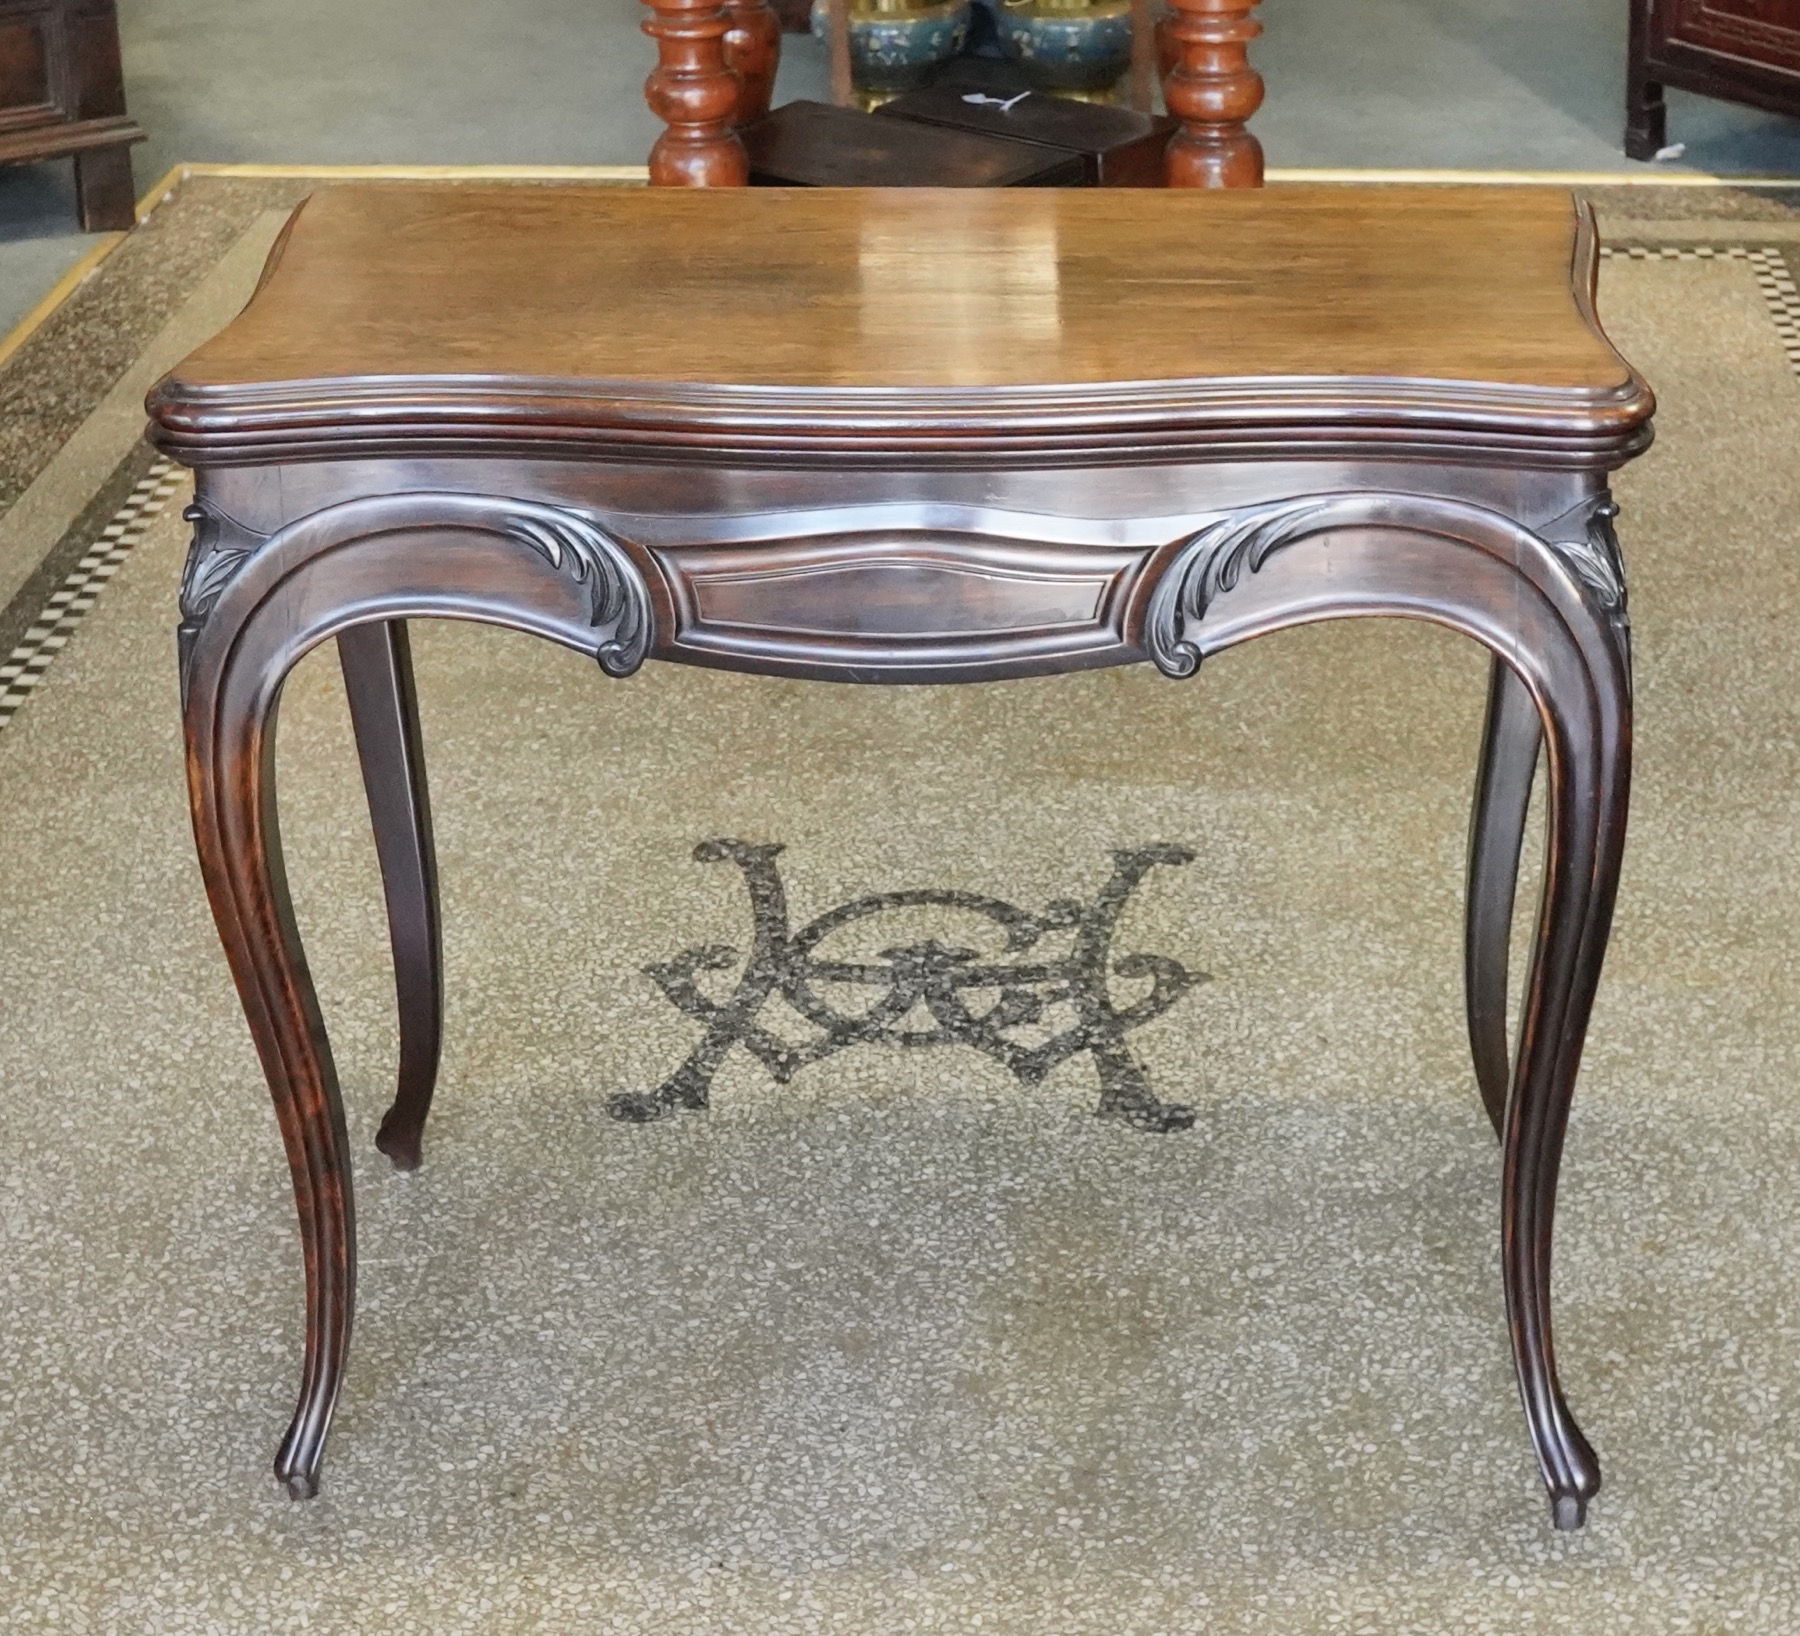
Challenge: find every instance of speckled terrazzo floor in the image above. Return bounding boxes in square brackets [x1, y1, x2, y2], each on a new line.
[3, 241, 1800, 1632]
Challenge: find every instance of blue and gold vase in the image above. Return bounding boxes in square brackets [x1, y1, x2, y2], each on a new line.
[994, 0, 1134, 98]
[812, 0, 973, 103]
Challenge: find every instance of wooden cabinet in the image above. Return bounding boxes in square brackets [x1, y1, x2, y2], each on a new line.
[0, 0, 143, 230]
[1628, 0, 1800, 158]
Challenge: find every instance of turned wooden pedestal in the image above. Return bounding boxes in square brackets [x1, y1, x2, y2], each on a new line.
[147, 184, 1654, 1528]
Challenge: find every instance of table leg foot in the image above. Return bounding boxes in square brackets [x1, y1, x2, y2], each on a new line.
[340, 620, 444, 1173]
[280, 1469, 321, 1501]
[1552, 1490, 1589, 1531]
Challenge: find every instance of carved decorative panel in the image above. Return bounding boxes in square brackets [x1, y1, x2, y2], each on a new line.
[1669, 0, 1800, 68]
[657, 531, 1154, 679]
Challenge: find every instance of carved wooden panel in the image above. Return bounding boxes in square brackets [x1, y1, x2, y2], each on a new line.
[1629, 0, 1800, 158]
[1669, 0, 1800, 69]
[656, 530, 1155, 679]
[0, 6, 58, 131]
[0, 0, 140, 229]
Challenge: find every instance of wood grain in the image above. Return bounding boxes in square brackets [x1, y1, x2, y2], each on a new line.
[149, 184, 1653, 470]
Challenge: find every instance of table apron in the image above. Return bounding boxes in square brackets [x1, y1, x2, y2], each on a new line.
[189, 458, 1606, 685]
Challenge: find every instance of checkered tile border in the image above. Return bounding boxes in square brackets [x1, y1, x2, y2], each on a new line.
[1602, 243, 1800, 379]
[0, 460, 183, 732]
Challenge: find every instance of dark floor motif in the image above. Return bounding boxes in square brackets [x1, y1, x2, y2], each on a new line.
[609, 841, 1207, 1132]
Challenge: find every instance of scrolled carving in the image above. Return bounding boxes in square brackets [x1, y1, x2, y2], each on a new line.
[499, 501, 652, 678]
[1147, 497, 1329, 678]
[176, 492, 653, 694]
[1543, 491, 1629, 656]
[1149, 490, 1635, 682]
[177, 495, 269, 691]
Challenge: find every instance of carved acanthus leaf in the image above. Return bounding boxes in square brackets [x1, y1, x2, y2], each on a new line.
[176, 493, 653, 686]
[1147, 498, 1332, 678]
[177, 497, 269, 691]
[1551, 495, 1627, 613]
[1541, 490, 1630, 664]
[503, 503, 651, 677]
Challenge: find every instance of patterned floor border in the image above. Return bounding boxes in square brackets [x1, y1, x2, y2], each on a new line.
[0, 459, 182, 732]
[1603, 243, 1800, 376]
[0, 245, 1795, 738]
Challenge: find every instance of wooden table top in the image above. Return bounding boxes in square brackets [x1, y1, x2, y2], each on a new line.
[149, 184, 1654, 470]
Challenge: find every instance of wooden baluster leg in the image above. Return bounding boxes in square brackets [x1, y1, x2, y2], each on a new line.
[723, 0, 781, 125]
[185, 622, 354, 1500]
[1464, 654, 1540, 1139]
[1162, 0, 1264, 187]
[339, 621, 444, 1173]
[641, 0, 750, 185]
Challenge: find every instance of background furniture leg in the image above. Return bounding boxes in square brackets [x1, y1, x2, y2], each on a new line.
[641, 0, 750, 185]
[1625, 76, 1668, 160]
[339, 621, 444, 1173]
[1626, 2, 1667, 161]
[73, 143, 136, 231]
[1129, 0, 1157, 116]
[1464, 655, 1540, 1138]
[826, 0, 854, 108]
[724, 0, 782, 125]
[1161, 0, 1263, 187]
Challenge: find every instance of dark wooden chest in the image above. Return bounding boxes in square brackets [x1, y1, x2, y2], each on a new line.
[1628, 0, 1800, 158]
[0, 0, 142, 230]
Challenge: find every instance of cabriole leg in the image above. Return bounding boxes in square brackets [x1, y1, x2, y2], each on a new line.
[1465, 655, 1541, 1137]
[1150, 490, 1631, 1527]
[185, 635, 354, 1501]
[1500, 637, 1628, 1531]
[178, 487, 653, 1496]
[339, 621, 444, 1172]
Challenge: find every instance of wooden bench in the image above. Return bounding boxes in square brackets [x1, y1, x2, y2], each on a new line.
[147, 182, 1653, 1527]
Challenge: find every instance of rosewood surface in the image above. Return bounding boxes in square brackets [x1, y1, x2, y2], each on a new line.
[148, 183, 1653, 1532]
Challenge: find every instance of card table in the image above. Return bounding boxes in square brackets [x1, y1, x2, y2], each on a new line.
[148, 183, 1654, 1524]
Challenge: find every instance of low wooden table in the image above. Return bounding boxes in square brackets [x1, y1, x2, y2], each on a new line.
[147, 184, 1654, 1527]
